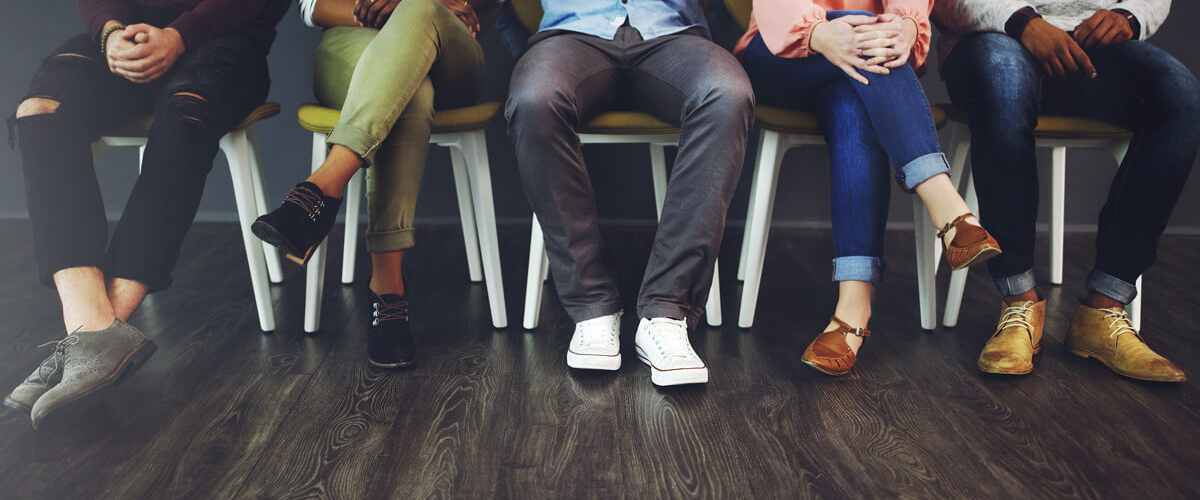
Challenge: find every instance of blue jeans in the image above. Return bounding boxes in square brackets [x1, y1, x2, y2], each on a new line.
[941, 33, 1200, 303]
[741, 11, 950, 283]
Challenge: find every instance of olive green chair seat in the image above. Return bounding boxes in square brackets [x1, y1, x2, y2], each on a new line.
[294, 102, 508, 331]
[94, 102, 284, 332]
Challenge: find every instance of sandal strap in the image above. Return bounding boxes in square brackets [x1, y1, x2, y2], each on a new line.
[936, 212, 977, 240]
[830, 316, 870, 338]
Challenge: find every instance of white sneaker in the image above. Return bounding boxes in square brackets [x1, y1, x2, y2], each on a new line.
[567, 313, 622, 370]
[634, 317, 708, 386]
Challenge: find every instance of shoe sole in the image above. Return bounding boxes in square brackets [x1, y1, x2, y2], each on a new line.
[1065, 345, 1187, 382]
[977, 344, 1041, 375]
[949, 246, 1002, 271]
[251, 220, 320, 267]
[3, 396, 31, 413]
[801, 358, 851, 377]
[635, 345, 708, 386]
[31, 340, 158, 431]
[566, 350, 621, 371]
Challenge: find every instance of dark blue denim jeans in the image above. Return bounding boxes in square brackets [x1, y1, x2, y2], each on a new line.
[941, 33, 1200, 303]
[741, 11, 950, 283]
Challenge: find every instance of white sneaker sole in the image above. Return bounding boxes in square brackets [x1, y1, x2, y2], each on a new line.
[566, 350, 621, 371]
[635, 345, 709, 386]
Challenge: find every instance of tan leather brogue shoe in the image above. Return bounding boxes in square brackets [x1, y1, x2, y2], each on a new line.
[1065, 304, 1186, 382]
[978, 299, 1045, 375]
[939, 213, 1002, 271]
[801, 317, 869, 376]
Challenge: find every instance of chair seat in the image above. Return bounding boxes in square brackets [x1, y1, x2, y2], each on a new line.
[297, 102, 503, 135]
[939, 104, 1132, 140]
[578, 111, 679, 135]
[105, 102, 281, 137]
[756, 104, 949, 135]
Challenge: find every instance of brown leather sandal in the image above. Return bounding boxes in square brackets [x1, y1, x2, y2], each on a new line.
[938, 213, 1002, 271]
[801, 317, 870, 376]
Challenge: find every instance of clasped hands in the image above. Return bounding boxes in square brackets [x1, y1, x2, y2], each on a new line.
[106, 24, 185, 84]
[353, 0, 479, 35]
[810, 13, 918, 85]
[1021, 10, 1134, 79]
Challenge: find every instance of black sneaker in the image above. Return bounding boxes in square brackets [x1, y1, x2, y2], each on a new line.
[367, 290, 415, 368]
[252, 182, 342, 266]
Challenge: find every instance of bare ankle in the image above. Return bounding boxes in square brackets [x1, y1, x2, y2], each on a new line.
[1084, 292, 1122, 310]
[1004, 289, 1040, 304]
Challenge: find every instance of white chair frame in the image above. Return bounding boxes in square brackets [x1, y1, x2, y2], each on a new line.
[734, 129, 942, 330]
[940, 125, 1142, 329]
[303, 128, 507, 332]
[94, 125, 285, 332]
[522, 132, 724, 330]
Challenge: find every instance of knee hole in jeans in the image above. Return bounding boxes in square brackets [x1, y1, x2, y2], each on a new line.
[16, 97, 60, 119]
[169, 91, 210, 127]
[51, 52, 93, 61]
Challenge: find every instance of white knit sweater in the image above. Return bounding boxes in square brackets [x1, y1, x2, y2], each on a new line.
[932, 0, 1172, 62]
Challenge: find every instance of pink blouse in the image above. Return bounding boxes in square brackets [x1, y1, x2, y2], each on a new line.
[733, 0, 934, 68]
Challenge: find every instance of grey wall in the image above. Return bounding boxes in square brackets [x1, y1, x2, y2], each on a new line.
[1, 1, 1198, 231]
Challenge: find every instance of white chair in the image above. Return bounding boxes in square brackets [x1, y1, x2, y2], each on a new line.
[938, 109, 1141, 329]
[735, 105, 951, 330]
[522, 112, 724, 329]
[94, 102, 285, 332]
[296, 103, 508, 332]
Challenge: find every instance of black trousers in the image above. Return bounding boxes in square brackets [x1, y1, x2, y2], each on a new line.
[13, 33, 270, 291]
[505, 26, 755, 327]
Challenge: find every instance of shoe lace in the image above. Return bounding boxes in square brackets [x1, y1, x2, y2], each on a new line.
[372, 300, 409, 326]
[649, 318, 697, 361]
[37, 328, 81, 369]
[1101, 308, 1140, 345]
[285, 185, 326, 221]
[994, 301, 1036, 338]
[577, 317, 618, 347]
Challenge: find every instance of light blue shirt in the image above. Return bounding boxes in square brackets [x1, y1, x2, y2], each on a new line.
[538, 0, 709, 40]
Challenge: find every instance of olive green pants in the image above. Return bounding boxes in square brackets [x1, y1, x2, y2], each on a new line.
[314, 0, 484, 252]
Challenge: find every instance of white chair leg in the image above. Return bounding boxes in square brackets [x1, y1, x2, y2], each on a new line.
[341, 170, 362, 285]
[461, 131, 507, 329]
[137, 146, 145, 174]
[944, 169, 977, 328]
[449, 142, 484, 282]
[913, 198, 938, 331]
[246, 127, 284, 284]
[706, 262, 722, 327]
[524, 215, 548, 330]
[1050, 146, 1067, 285]
[1130, 277, 1143, 330]
[738, 133, 769, 281]
[220, 131, 276, 332]
[649, 144, 668, 219]
[738, 131, 786, 329]
[304, 133, 328, 333]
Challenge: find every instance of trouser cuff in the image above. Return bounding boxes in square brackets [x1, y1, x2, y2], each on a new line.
[897, 152, 951, 191]
[327, 123, 381, 167]
[565, 302, 624, 324]
[831, 256, 884, 283]
[365, 227, 416, 253]
[639, 300, 702, 331]
[991, 268, 1037, 297]
[1086, 269, 1138, 304]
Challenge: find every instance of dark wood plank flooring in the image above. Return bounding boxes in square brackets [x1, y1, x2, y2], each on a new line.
[0, 219, 1197, 499]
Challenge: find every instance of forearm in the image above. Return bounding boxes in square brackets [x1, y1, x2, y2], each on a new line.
[1113, 0, 1172, 39]
[310, 0, 358, 28]
[752, 0, 826, 57]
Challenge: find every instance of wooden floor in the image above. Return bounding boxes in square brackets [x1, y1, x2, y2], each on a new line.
[0, 219, 1197, 499]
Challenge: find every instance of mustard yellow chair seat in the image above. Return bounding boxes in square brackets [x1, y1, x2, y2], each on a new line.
[939, 103, 1131, 140]
[755, 104, 949, 135]
[105, 102, 281, 137]
[297, 102, 502, 135]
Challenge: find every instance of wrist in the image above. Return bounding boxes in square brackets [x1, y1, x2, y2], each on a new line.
[1006, 6, 1042, 41]
[101, 23, 126, 56]
[1110, 9, 1141, 39]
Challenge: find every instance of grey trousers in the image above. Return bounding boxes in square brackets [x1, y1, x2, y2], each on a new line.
[505, 25, 755, 328]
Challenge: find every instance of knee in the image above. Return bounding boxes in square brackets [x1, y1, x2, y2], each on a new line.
[15, 97, 60, 119]
[505, 85, 577, 134]
[391, 0, 441, 26]
[162, 91, 212, 130]
[691, 75, 755, 127]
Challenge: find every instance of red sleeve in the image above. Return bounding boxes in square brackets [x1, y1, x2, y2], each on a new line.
[78, 0, 137, 40]
[166, 0, 271, 49]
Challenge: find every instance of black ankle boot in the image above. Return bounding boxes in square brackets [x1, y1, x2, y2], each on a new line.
[252, 182, 341, 265]
[367, 289, 415, 368]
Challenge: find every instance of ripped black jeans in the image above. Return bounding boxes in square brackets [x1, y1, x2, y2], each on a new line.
[12, 33, 269, 291]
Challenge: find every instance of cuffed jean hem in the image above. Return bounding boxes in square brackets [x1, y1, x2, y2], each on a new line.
[897, 152, 951, 192]
[1086, 269, 1138, 304]
[565, 302, 624, 324]
[327, 123, 381, 167]
[831, 256, 884, 283]
[365, 227, 416, 253]
[992, 268, 1037, 297]
[639, 300, 702, 330]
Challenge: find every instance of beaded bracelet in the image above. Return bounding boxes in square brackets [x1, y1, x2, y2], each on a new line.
[100, 24, 126, 57]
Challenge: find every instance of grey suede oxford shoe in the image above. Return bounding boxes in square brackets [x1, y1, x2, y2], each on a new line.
[4, 351, 65, 413]
[30, 319, 157, 430]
